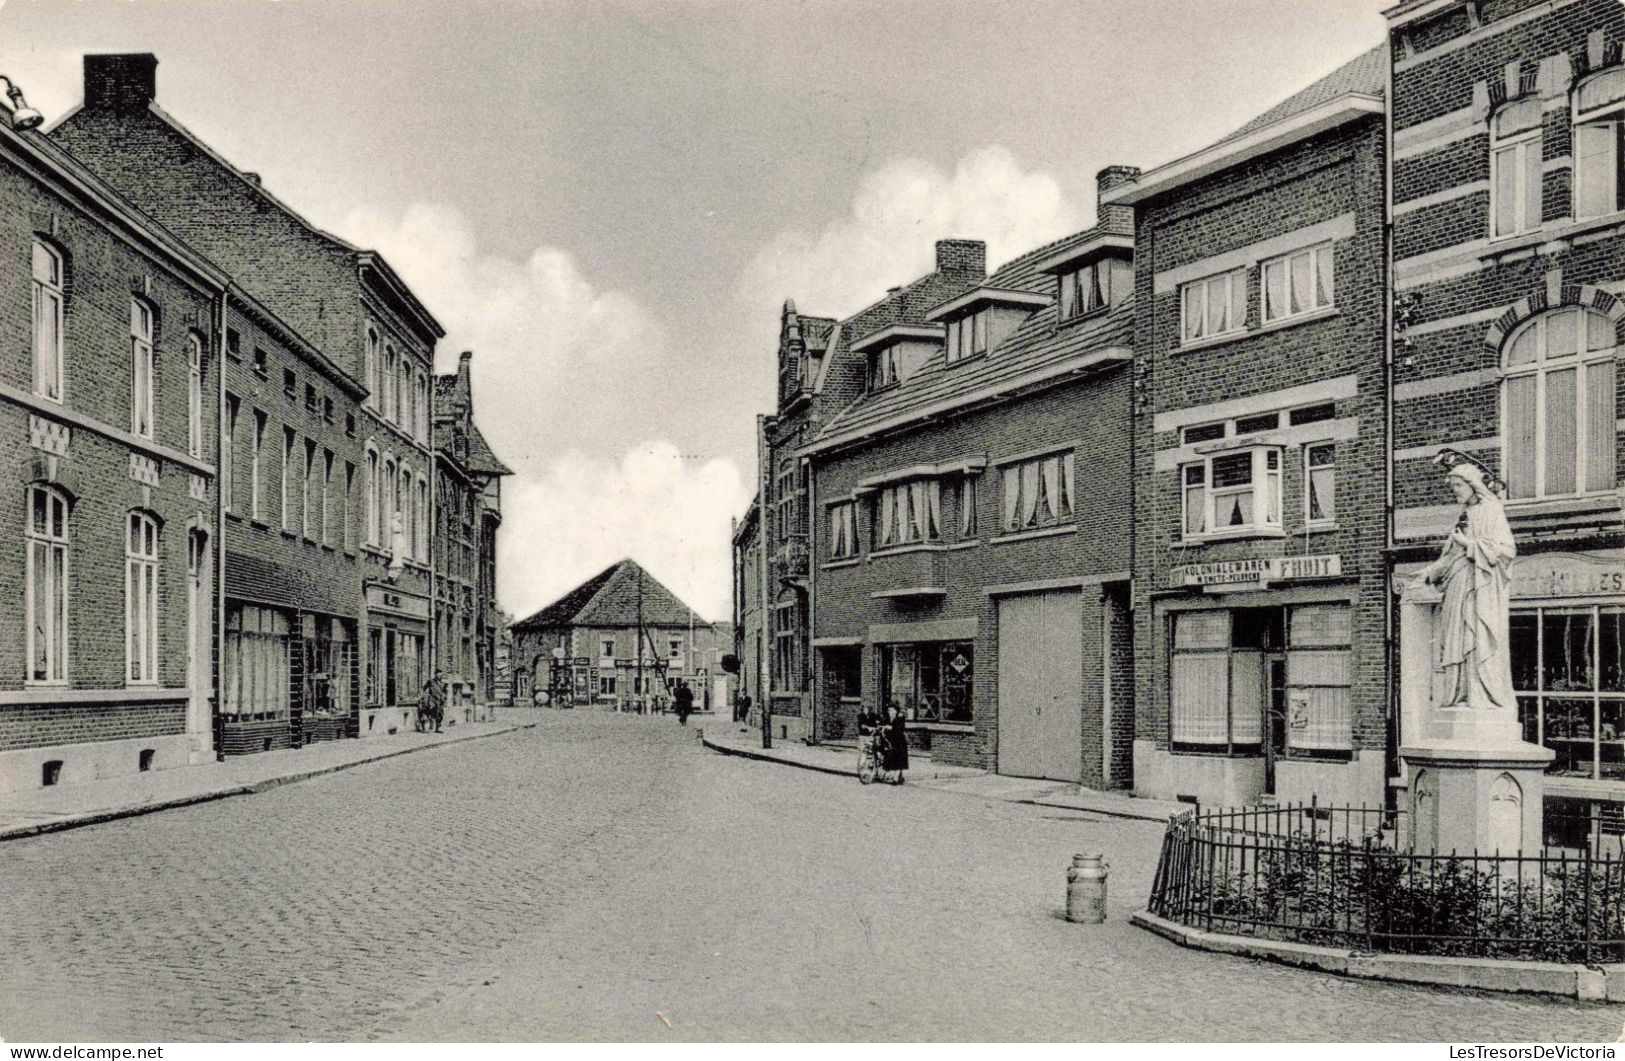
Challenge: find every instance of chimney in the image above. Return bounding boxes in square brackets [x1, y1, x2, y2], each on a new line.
[85, 54, 159, 115]
[935, 239, 986, 279]
[1096, 165, 1141, 232]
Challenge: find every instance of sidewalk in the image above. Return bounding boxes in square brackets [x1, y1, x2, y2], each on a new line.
[698, 722, 1187, 823]
[0, 715, 536, 843]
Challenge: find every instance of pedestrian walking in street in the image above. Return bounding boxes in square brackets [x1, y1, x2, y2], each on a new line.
[673, 680, 694, 726]
[882, 702, 908, 784]
[421, 672, 447, 734]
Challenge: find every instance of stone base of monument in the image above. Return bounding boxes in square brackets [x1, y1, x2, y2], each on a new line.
[1402, 711, 1554, 854]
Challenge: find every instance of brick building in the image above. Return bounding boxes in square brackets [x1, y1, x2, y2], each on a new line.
[1384, 0, 1625, 848]
[801, 178, 1137, 781]
[0, 99, 223, 791]
[1107, 48, 1391, 808]
[510, 559, 727, 713]
[432, 351, 511, 721]
[730, 496, 764, 715]
[53, 54, 445, 744]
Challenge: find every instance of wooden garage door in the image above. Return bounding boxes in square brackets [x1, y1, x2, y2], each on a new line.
[997, 590, 1083, 781]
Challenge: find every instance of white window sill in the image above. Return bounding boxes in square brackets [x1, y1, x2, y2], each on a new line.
[1177, 308, 1339, 354]
[1505, 493, 1621, 518]
[945, 540, 981, 551]
[1297, 522, 1339, 536]
[991, 524, 1076, 545]
[1176, 327, 1249, 354]
[1180, 526, 1287, 544]
[821, 557, 862, 570]
[1484, 209, 1625, 258]
[868, 542, 946, 559]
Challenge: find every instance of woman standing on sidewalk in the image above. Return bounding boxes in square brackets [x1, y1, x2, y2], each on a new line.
[882, 702, 909, 785]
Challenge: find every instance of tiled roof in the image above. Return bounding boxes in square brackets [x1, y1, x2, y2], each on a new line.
[511, 559, 711, 630]
[1222, 44, 1387, 144]
[811, 227, 1131, 451]
[465, 423, 512, 476]
[433, 375, 458, 399]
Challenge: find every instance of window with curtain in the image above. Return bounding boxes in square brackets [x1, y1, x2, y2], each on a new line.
[1261, 243, 1334, 323]
[303, 439, 317, 539]
[223, 605, 291, 719]
[1491, 96, 1543, 238]
[1170, 610, 1266, 751]
[281, 428, 295, 530]
[870, 344, 901, 389]
[958, 478, 977, 538]
[1305, 442, 1336, 526]
[1059, 259, 1118, 320]
[126, 511, 160, 684]
[1574, 67, 1625, 220]
[1180, 270, 1247, 343]
[1285, 604, 1353, 752]
[827, 500, 858, 559]
[130, 300, 155, 439]
[874, 481, 941, 547]
[322, 450, 335, 545]
[26, 484, 69, 684]
[223, 396, 238, 515]
[999, 451, 1075, 532]
[32, 240, 64, 402]
[945, 307, 992, 364]
[1502, 307, 1617, 500]
[250, 410, 266, 520]
[1179, 447, 1282, 538]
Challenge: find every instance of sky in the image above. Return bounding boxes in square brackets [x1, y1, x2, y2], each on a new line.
[0, 0, 1394, 622]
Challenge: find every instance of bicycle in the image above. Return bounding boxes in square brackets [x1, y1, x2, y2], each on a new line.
[856, 730, 887, 785]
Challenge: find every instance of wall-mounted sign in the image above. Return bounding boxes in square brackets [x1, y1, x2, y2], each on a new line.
[1510, 552, 1624, 600]
[1171, 554, 1342, 588]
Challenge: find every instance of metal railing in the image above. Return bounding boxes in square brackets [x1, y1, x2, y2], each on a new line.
[1148, 803, 1625, 963]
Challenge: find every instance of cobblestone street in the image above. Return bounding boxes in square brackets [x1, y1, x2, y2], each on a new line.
[0, 712, 1615, 1042]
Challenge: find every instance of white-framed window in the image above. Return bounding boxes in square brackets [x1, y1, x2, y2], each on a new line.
[130, 299, 155, 439]
[126, 510, 159, 685]
[223, 604, 291, 720]
[870, 343, 901, 390]
[25, 484, 69, 684]
[1285, 605, 1353, 753]
[1305, 442, 1336, 527]
[668, 637, 683, 661]
[945, 307, 991, 364]
[32, 240, 64, 402]
[364, 446, 379, 546]
[958, 477, 977, 537]
[187, 333, 204, 457]
[383, 345, 397, 421]
[281, 428, 295, 531]
[364, 326, 380, 410]
[827, 500, 858, 559]
[1491, 96, 1543, 238]
[1179, 447, 1282, 537]
[999, 451, 1075, 532]
[1180, 270, 1247, 343]
[250, 410, 266, 520]
[874, 480, 941, 547]
[1059, 259, 1113, 320]
[1502, 307, 1618, 500]
[601, 637, 616, 660]
[223, 395, 238, 514]
[1170, 611, 1263, 750]
[1573, 67, 1625, 221]
[1261, 243, 1334, 323]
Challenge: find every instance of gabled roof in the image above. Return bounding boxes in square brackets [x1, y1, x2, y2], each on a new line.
[808, 225, 1132, 455]
[1223, 45, 1387, 144]
[511, 559, 711, 631]
[465, 423, 512, 476]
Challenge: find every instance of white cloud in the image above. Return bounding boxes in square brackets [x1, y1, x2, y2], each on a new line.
[335, 204, 744, 623]
[504, 443, 748, 623]
[735, 146, 1082, 336]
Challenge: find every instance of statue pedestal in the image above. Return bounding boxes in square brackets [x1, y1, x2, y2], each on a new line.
[1396, 577, 1554, 854]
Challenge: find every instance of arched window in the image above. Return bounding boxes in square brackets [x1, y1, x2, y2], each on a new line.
[1491, 97, 1543, 238]
[126, 511, 160, 684]
[383, 345, 397, 421]
[130, 299, 155, 438]
[187, 333, 205, 458]
[25, 484, 70, 683]
[398, 463, 413, 558]
[365, 446, 379, 546]
[416, 475, 429, 562]
[32, 240, 64, 402]
[382, 455, 397, 533]
[401, 364, 414, 438]
[1502, 307, 1618, 499]
[364, 326, 380, 410]
[1574, 67, 1625, 220]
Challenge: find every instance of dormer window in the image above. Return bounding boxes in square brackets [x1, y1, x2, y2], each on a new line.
[1059, 260, 1113, 320]
[945, 307, 991, 364]
[871, 344, 901, 390]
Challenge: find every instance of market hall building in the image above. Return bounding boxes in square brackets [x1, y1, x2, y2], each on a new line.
[1108, 48, 1392, 809]
[1384, 0, 1625, 850]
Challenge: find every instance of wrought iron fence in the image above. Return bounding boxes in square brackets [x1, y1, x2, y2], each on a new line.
[1147, 803, 1625, 963]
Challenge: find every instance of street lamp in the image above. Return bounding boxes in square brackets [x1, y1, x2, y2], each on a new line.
[1, 76, 44, 131]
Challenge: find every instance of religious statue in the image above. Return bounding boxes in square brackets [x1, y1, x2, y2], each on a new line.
[1414, 461, 1517, 713]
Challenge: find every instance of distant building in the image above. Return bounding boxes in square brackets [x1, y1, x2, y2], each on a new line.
[510, 559, 727, 713]
[731, 498, 764, 719]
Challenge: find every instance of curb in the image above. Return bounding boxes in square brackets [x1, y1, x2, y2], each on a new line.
[0, 722, 536, 844]
[698, 732, 851, 778]
[1131, 908, 1625, 1001]
[1012, 797, 1179, 825]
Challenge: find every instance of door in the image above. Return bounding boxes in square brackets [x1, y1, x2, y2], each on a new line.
[998, 590, 1084, 781]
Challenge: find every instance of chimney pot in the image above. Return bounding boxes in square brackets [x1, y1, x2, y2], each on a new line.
[84, 54, 158, 115]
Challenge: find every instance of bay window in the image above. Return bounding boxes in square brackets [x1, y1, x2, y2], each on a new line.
[875, 480, 941, 547]
[1179, 447, 1281, 537]
[1000, 451, 1075, 532]
[828, 500, 858, 559]
[32, 240, 64, 401]
[1574, 67, 1625, 220]
[25, 484, 69, 684]
[1491, 96, 1543, 238]
[1180, 270, 1246, 343]
[1261, 243, 1334, 323]
[126, 511, 159, 684]
[1501, 307, 1617, 500]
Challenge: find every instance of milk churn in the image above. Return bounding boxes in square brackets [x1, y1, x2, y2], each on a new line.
[1065, 853, 1109, 923]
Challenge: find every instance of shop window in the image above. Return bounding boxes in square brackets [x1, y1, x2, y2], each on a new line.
[1179, 447, 1281, 538]
[1574, 67, 1625, 220]
[875, 481, 941, 547]
[1285, 605, 1353, 753]
[1171, 611, 1262, 751]
[305, 619, 353, 720]
[1512, 605, 1625, 781]
[880, 642, 972, 723]
[1491, 96, 1543, 238]
[1502, 307, 1617, 500]
[999, 452, 1074, 533]
[224, 605, 291, 720]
